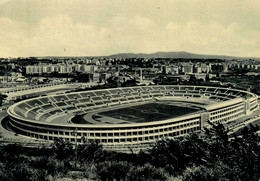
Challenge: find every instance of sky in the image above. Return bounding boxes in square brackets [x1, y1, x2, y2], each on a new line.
[0, 0, 260, 58]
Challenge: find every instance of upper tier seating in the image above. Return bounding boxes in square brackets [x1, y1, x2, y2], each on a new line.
[13, 85, 253, 122]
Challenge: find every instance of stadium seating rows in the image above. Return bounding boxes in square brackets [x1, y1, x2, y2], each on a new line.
[14, 85, 252, 122]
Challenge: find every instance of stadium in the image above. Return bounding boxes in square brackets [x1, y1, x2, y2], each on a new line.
[7, 85, 259, 152]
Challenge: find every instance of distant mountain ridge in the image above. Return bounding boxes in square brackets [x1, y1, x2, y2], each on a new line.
[108, 51, 257, 59]
[37, 51, 259, 60]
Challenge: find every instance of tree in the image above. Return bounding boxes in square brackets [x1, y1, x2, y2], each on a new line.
[204, 121, 229, 145]
[0, 143, 24, 163]
[0, 93, 7, 106]
[182, 162, 238, 181]
[77, 140, 104, 164]
[149, 138, 188, 175]
[52, 138, 73, 161]
[31, 156, 68, 179]
[189, 75, 198, 85]
[128, 163, 168, 181]
[122, 78, 137, 87]
[96, 161, 132, 181]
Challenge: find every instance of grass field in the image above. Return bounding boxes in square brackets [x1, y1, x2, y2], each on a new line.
[99, 103, 198, 123]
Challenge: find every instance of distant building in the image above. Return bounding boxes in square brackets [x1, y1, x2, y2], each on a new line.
[181, 64, 193, 74]
[87, 73, 100, 83]
[75, 64, 94, 73]
[26, 65, 43, 74]
[164, 66, 179, 74]
[59, 65, 73, 74]
[193, 65, 202, 73]
[211, 64, 226, 73]
[100, 73, 112, 83]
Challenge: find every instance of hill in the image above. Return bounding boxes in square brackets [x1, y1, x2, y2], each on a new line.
[108, 51, 257, 59]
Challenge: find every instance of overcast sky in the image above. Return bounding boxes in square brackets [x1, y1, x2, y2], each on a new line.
[0, 0, 260, 57]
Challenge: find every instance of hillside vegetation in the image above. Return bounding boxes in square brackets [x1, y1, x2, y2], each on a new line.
[0, 123, 259, 181]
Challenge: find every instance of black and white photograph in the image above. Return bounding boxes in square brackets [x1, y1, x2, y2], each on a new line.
[0, 0, 259, 180]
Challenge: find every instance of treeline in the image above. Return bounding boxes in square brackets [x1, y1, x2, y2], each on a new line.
[0, 123, 259, 181]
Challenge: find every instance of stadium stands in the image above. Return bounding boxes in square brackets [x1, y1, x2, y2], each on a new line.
[7, 85, 259, 153]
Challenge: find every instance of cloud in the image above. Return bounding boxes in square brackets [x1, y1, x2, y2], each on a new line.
[130, 16, 153, 30]
[0, 0, 10, 5]
[0, 0, 260, 57]
[164, 21, 260, 56]
[166, 21, 239, 45]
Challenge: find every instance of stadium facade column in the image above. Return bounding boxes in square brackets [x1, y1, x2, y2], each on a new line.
[244, 100, 251, 115]
[200, 112, 210, 129]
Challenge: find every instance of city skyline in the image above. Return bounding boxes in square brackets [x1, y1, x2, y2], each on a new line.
[0, 0, 260, 58]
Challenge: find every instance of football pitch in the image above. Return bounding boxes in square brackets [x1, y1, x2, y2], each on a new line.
[99, 103, 199, 123]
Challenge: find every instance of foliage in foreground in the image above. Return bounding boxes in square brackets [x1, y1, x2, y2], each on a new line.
[0, 123, 259, 181]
